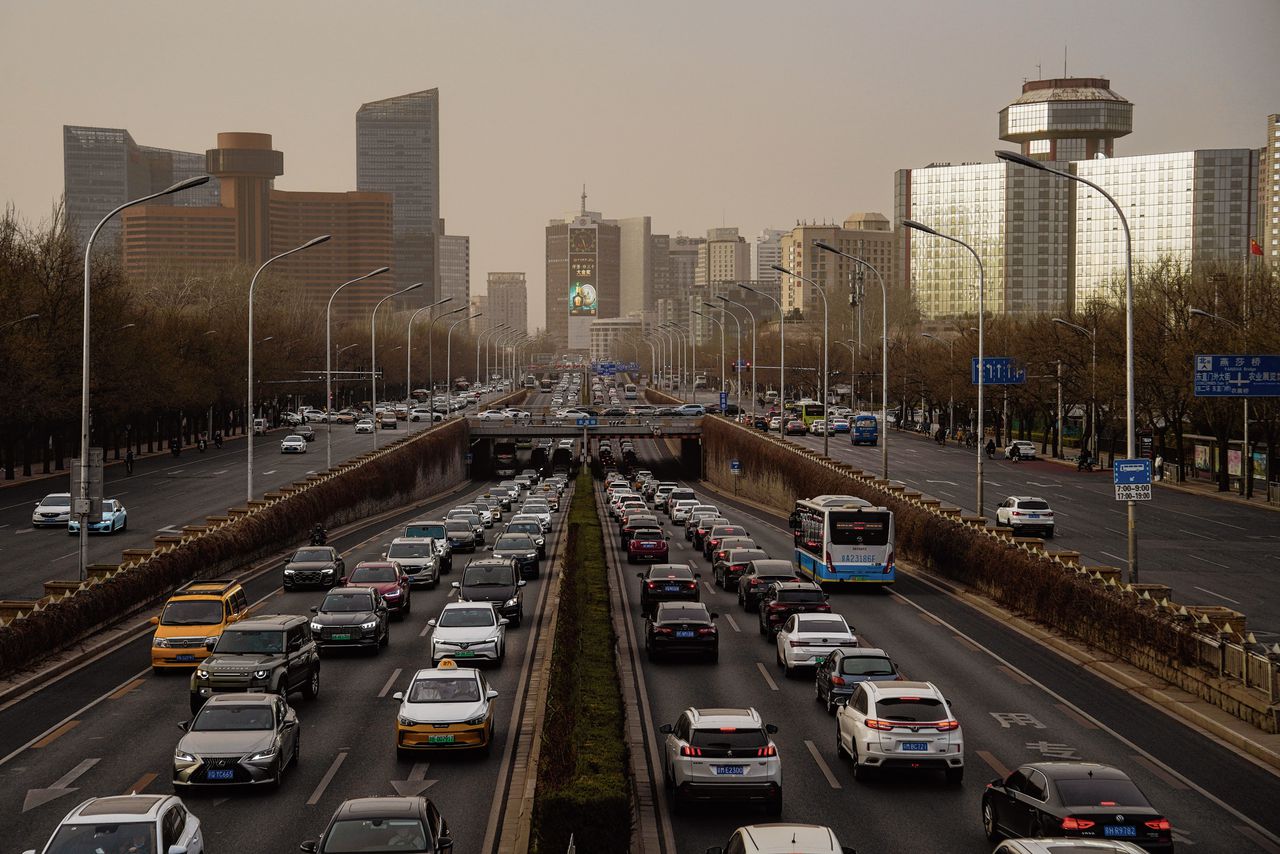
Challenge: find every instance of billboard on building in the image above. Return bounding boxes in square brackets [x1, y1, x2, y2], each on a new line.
[569, 226, 598, 317]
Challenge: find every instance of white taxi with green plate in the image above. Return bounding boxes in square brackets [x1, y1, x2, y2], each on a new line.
[393, 659, 499, 756]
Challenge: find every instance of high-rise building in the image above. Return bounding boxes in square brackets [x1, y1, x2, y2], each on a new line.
[487, 272, 528, 334]
[755, 228, 788, 287]
[1259, 113, 1280, 266]
[692, 228, 751, 343]
[545, 191, 621, 349]
[590, 316, 646, 364]
[778, 214, 894, 317]
[438, 234, 470, 311]
[617, 216, 653, 317]
[63, 125, 219, 247]
[998, 77, 1133, 162]
[470, 295, 491, 333]
[356, 89, 441, 303]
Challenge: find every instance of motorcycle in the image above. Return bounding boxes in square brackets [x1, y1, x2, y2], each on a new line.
[1077, 454, 1095, 472]
[310, 528, 328, 547]
[197, 436, 207, 452]
[169, 439, 181, 458]
[213, 431, 223, 449]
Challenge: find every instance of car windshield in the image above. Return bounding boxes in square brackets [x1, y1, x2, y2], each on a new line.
[388, 543, 433, 558]
[828, 511, 891, 546]
[875, 697, 945, 722]
[464, 565, 515, 585]
[796, 618, 848, 634]
[496, 536, 535, 551]
[293, 549, 333, 563]
[727, 550, 767, 564]
[1055, 778, 1151, 808]
[407, 677, 482, 703]
[215, 629, 283, 654]
[507, 523, 539, 535]
[192, 704, 274, 731]
[1018, 500, 1051, 510]
[649, 567, 693, 580]
[350, 566, 398, 583]
[321, 819, 429, 853]
[41, 495, 72, 507]
[321, 592, 373, 612]
[46, 822, 157, 854]
[439, 607, 497, 628]
[160, 599, 224, 626]
[840, 656, 896, 677]
[445, 521, 472, 534]
[657, 606, 708, 622]
[689, 728, 767, 749]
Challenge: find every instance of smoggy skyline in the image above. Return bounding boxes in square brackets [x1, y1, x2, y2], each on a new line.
[2, 0, 1277, 332]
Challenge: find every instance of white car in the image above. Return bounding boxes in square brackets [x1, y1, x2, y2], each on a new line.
[23, 793, 204, 854]
[660, 707, 782, 816]
[477, 409, 511, 421]
[774, 613, 859, 676]
[670, 500, 702, 525]
[428, 602, 508, 666]
[835, 680, 964, 783]
[392, 660, 499, 755]
[1005, 440, 1038, 460]
[409, 406, 439, 422]
[32, 492, 72, 527]
[520, 504, 552, 531]
[354, 419, 375, 434]
[706, 824, 855, 854]
[280, 434, 308, 453]
[385, 537, 441, 588]
[809, 419, 829, 435]
[995, 496, 1055, 538]
[503, 408, 531, 419]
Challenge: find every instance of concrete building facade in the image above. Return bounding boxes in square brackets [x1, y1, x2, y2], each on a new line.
[1259, 113, 1280, 266]
[545, 194, 621, 349]
[755, 228, 788, 288]
[487, 272, 529, 334]
[438, 234, 471, 312]
[618, 216, 653, 317]
[779, 214, 895, 318]
[590, 316, 646, 364]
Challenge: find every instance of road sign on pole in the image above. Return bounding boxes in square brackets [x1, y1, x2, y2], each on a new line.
[1113, 458, 1152, 501]
[719, 391, 728, 412]
[1193, 355, 1280, 397]
[575, 417, 598, 427]
[729, 459, 742, 476]
[971, 357, 1027, 385]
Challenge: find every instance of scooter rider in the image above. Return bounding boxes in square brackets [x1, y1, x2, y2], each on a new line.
[310, 523, 327, 546]
[985, 438, 996, 460]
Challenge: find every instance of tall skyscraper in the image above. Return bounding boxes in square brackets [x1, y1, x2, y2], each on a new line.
[1259, 113, 1280, 266]
[545, 190, 621, 349]
[438, 234, 470, 311]
[755, 228, 788, 287]
[617, 216, 653, 316]
[356, 89, 441, 303]
[487, 272, 529, 334]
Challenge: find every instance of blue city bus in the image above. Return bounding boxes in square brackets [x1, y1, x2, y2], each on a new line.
[851, 414, 879, 446]
[790, 496, 895, 585]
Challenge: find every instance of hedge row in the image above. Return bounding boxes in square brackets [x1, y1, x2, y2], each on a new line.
[532, 469, 630, 853]
[0, 418, 472, 678]
[700, 417, 1201, 668]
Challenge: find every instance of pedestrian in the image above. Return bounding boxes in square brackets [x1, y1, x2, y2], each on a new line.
[1154, 453, 1164, 482]
[125, 448, 134, 475]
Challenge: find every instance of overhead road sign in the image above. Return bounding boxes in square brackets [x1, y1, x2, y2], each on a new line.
[971, 357, 1026, 385]
[1193, 354, 1280, 397]
[575, 418, 598, 427]
[1113, 458, 1152, 501]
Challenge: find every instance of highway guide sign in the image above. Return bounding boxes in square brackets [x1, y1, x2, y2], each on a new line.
[1193, 355, 1280, 397]
[971, 357, 1027, 385]
[575, 417, 598, 427]
[729, 458, 742, 476]
[1113, 458, 1152, 501]
[719, 391, 728, 412]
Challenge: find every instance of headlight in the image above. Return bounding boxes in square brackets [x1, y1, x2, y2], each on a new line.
[310, 622, 323, 633]
[152, 637, 170, 648]
[360, 620, 378, 630]
[383, 589, 401, 598]
[246, 747, 277, 762]
[174, 749, 197, 763]
[464, 713, 488, 726]
[253, 669, 269, 679]
[397, 715, 421, 727]
[484, 636, 501, 646]
[321, 568, 335, 576]
[284, 568, 295, 575]
[536, 538, 545, 547]
[195, 669, 209, 679]
[504, 597, 519, 607]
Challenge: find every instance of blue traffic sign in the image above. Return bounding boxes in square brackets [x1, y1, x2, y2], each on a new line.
[719, 391, 728, 412]
[1193, 354, 1280, 397]
[575, 417, 598, 427]
[729, 458, 742, 473]
[971, 357, 1026, 385]
[1113, 459, 1152, 486]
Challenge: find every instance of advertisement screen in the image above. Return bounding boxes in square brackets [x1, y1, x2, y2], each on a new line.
[568, 226, 598, 317]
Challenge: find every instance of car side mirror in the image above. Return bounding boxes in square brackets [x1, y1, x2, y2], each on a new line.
[177, 720, 189, 731]
[658, 723, 674, 734]
[694, 572, 702, 579]
[499, 618, 509, 627]
[436, 838, 453, 852]
[451, 581, 460, 589]
[486, 689, 499, 700]
[339, 577, 348, 586]
[709, 613, 719, 620]
[392, 691, 404, 700]
[518, 580, 527, 587]
[309, 606, 318, 614]
[665, 535, 670, 540]
[833, 694, 850, 706]
[381, 552, 388, 559]
[205, 639, 216, 652]
[299, 843, 319, 854]
[636, 572, 645, 579]
[765, 723, 779, 734]
[427, 619, 437, 628]
[149, 616, 160, 626]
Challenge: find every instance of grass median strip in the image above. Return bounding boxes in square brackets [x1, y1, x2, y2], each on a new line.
[531, 469, 630, 853]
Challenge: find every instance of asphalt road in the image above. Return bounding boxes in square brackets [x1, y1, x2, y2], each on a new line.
[3, 470, 565, 853]
[0, 394, 506, 601]
[610, 437, 1280, 854]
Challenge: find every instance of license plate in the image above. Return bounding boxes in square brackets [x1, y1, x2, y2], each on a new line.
[1104, 826, 1137, 838]
[1026, 514, 1040, 519]
[428, 735, 455, 744]
[713, 765, 745, 775]
[331, 634, 351, 640]
[175, 654, 196, 662]
[899, 742, 929, 751]
[813, 656, 825, 664]
[663, 585, 680, 592]
[206, 769, 235, 780]
[453, 651, 476, 657]
[675, 630, 695, 638]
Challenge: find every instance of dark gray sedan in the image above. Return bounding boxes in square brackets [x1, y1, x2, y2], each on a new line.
[173, 693, 299, 788]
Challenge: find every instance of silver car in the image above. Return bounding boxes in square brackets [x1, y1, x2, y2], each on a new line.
[173, 693, 299, 788]
[31, 492, 72, 528]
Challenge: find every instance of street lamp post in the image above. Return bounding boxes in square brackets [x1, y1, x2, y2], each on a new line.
[998, 149, 1138, 581]
[427, 306, 468, 421]
[370, 283, 424, 449]
[719, 296, 756, 418]
[1190, 308, 1249, 497]
[707, 302, 742, 415]
[665, 323, 689, 402]
[740, 284, 784, 408]
[326, 266, 391, 470]
[922, 333, 955, 438]
[691, 310, 726, 415]
[247, 233, 331, 505]
[1052, 318, 1097, 464]
[407, 297, 453, 413]
[0, 313, 39, 332]
[446, 313, 482, 414]
[772, 265, 830, 457]
[476, 324, 507, 392]
[900, 222, 985, 517]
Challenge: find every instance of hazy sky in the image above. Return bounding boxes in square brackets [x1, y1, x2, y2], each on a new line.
[2, 0, 1277, 331]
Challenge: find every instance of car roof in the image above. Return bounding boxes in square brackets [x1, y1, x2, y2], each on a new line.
[1009, 495, 1048, 502]
[73, 793, 168, 819]
[997, 842, 1147, 853]
[324, 586, 377, 598]
[333, 797, 429, 819]
[772, 581, 820, 591]
[655, 602, 710, 618]
[687, 707, 763, 728]
[204, 692, 277, 706]
[391, 537, 434, 544]
[748, 559, 794, 570]
[863, 680, 942, 698]
[410, 665, 481, 681]
[1024, 761, 1131, 780]
[228, 613, 304, 629]
[646, 563, 692, 574]
[441, 600, 498, 611]
[837, 646, 887, 657]
[740, 824, 840, 852]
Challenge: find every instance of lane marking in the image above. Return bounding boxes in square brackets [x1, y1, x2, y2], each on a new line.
[1105, 527, 1127, 537]
[377, 668, 403, 698]
[916, 611, 941, 625]
[977, 749, 1011, 779]
[1178, 528, 1215, 541]
[1129, 754, 1189, 790]
[1099, 551, 1127, 565]
[1055, 703, 1098, 730]
[307, 751, 348, 805]
[108, 679, 145, 700]
[212, 470, 227, 475]
[997, 665, 1032, 685]
[1190, 554, 1230, 569]
[723, 614, 741, 633]
[166, 469, 185, 474]
[755, 661, 779, 692]
[804, 739, 842, 789]
[1193, 585, 1241, 605]
[419, 622, 433, 638]
[702, 581, 717, 597]
[123, 771, 157, 794]
[52, 757, 100, 788]
[1235, 825, 1280, 854]
[952, 634, 981, 652]
[262, 469, 278, 476]
[32, 720, 79, 748]
[51, 551, 77, 562]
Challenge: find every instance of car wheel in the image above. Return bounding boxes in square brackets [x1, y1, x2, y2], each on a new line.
[708, 647, 718, 664]
[851, 746, 876, 782]
[302, 667, 320, 700]
[825, 690, 837, 716]
[982, 798, 1000, 842]
[946, 766, 964, 785]
[380, 626, 389, 647]
[758, 617, 768, 636]
[271, 759, 283, 790]
[403, 596, 411, 615]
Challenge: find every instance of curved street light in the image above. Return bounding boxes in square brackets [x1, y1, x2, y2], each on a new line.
[370, 282, 424, 449]
[326, 266, 391, 469]
[772, 264, 830, 457]
[719, 295, 757, 418]
[406, 297, 454, 419]
[446, 313, 482, 413]
[740, 284, 784, 408]
[707, 301, 742, 416]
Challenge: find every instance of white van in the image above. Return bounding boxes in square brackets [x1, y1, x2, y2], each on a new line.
[624, 383, 638, 400]
[253, 418, 268, 435]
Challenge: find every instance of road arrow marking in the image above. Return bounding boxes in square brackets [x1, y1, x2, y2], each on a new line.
[391, 762, 437, 797]
[156, 526, 184, 535]
[23, 758, 99, 812]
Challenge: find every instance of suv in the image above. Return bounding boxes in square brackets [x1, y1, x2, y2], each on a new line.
[659, 707, 782, 816]
[283, 546, 345, 591]
[385, 537, 441, 587]
[301, 797, 452, 854]
[834, 680, 964, 783]
[151, 579, 249, 671]
[404, 520, 454, 572]
[758, 582, 830, 637]
[24, 794, 205, 854]
[189, 614, 320, 715]
[995, 496, 1055, 538]
[454, 558, 527, 625]
[706, 825, 855, 854]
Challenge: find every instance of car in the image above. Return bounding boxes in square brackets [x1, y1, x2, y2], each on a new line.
[504, 520, 547, 557]
[150, 579, 249, 671]
[281, 410, 305, 426]
[681, 504, 719, 533]
[519, 504, 552, 531]
[758, 581, 830, 637]
[829, 417, 851, 434]
[190, 614, 320, 715]
[621, 512, 662, 541]
[66, 497, 128, 534]
[428, 601, 508, 666]
[689, 516, 730, 550]
[300, 797, 453, 854]
[674, 404, 707, 416]
[335, 409, 358, 424]
[444, 518, 478, 553]
[477, 409, 511, 421]
[627, 527, 669, 564]
[384, 537, 441, 588]
[488, 534, 540, 581]
[809, 419, 829, 435]
[784, 419, 808, 435]
[296, 423, 317, 441]
[835, 680, 964, 783]
[712, 548, 769, 591]
[31, 492, 73, 527]
[409, 405, 439, 422]
[767, 416, 783, 431]
[709, 536, 758, 567]
[705, 824, 856, 854]
[991, 843, 1148, 853]
[775, 612, 858, 677]
[660, 707, 781, 816]
[982, 762, 1173, 852]
[309, 586, 389, 651]
[703, 524, 749, 559]
[996, 496, 1056, 538]
[280, 434, 308, 453]
[355, 418, 375, 434]
[174, 692, 300, 788]
[342, 561, 411, 618]
[664, 488, 696, 516]
[814, 647, 902, 713]
[447, 510, 486, 541]
[670, 500, 703, 525]
[1006, 439, 1039, 460]
[392, 659, 501, 756]
[637, 563, 700, 617]
[380, 413, 398, 429]
[22, 794, 205, 854]
[283, 546, 345, 591]
[403, 520, 453, 573]
[645, 602, 718, 661]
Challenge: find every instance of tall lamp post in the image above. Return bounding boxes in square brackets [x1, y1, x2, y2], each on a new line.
[719, 296, 756, 418]
[446, 313, 482, 414]
[247, 233, 331, 505]
[921, 333, 955, 438]
[370, 283, 424, 449]
[326, 266, 391, 470]
[740, 284, 784, 407]
[1190, 308, 1249, 497]
[772, 264, 830, 458]
[901, 220, 985, 517]
[1051, 318, 1097, 464]
[406, 297, 453, 411]
[706, 301, 741, 415]
[997, 149, 1138, 581]
[664, 323, 689, 402]
[691, 310, 725, 414]
[427, 306, 468, 420]
[476, 324, 508, 391]
[651, 326, 670, 390]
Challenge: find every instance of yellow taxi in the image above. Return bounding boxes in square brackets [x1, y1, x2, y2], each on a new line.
[149, 579, 248, 671]
[392, 659, 499, 756]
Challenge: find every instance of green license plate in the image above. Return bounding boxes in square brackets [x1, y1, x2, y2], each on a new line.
[814, 656, 825, 664]
[331, 634, 351, 640]
[453, 651, 476, 657]
[428, 734, 455, 744]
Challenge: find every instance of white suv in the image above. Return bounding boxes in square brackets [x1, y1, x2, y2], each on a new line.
[659, 707, 782, 816]
[24, 793, 204, 854]
[835, 680, 964, 783]
[705, 824, 855, 854]
[995, 496, 1055, 538]
[775, 613, 859, 676]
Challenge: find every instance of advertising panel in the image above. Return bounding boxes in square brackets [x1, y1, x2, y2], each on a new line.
[1194, 445, 1211, 472]
[568, 226, 598, 317]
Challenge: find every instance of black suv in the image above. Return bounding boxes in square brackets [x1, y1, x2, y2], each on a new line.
[453, 558, 527, 625]
[758, 582, 831, 638]
[309, 587, 389, 653]
[283, 546, 345, 590]
[190, 614, 320, 715]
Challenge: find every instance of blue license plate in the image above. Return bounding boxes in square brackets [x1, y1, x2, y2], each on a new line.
[1104, 826, 1137, 838]
[713, 765, 745, 775]
[663, 585, 680, 592]
[206, 769, 235, 780]
[675, 630, 695, 638]
[899, 742, 929, 751]
[175, 654, 196, 662]
[1026, 514, 1040, 519]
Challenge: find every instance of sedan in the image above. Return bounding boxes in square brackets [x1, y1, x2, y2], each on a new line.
[1005, 440, 1038, 460]
[309, 587, 389, 651]
[280, 434, 308, 453]
[645, 602, 718, 662]
[355, 419, 375, 434]
[982, 762, 1173, 852]
[429, 602, 508, 666]
[627, 527, 669, 564]
[829, 417, 851, 434]
[295, 424, 317, 442]
[637, 564, 700, 617]
[393, 662, 500, 756]
[774, 613, 858, 677]
[808, 419, 829, 435]
[784, 419, 808, 436]
[26, 793, 206, 854]
[301, 796, 452, 854]
[174, 693, 299, 788]
[477, 409, 511, 421]
[31, 492, 72, 527]
[67, 498, 128, 534]
[712, 548, 769, 591]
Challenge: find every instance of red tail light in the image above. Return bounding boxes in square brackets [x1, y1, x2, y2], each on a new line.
[825, 551, 834, 573]
[885, 550, 894, 574]
[696, 627, 716, 635]
[679, 745, 702, 756]
[646, 581, 656, 589]
[830, 676, 846, 685]
[756, 745, 777, 757]
[687, 581, 697, 589]
[864, 718, 895, 731]
[748, 578, 760, 587]
[1145, 819, 1171, 831]
[933, 720, 960, 731]
[1062, 817, 1095, 831]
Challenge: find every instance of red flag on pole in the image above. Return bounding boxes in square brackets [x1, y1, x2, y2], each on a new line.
[1251, 238, 1264, 256]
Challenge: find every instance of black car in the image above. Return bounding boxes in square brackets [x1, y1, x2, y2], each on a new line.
[283, 547, 346, 591]
[454, 558, 527, 625]
[758, 581, 830, 637]
[636, 564, 700, 617]
[444, 519, 477, 553]
[737, 559, 800, 611]
[645, 602, 718, 662]
[503, 520, 546, 558]
[490, 533, 541, 579]
[814, 647, 901, 713]
[309, 587, 389, 652]
[712, 548, 769, 591]
[621, 513, 661, 542]
[301, 796, 453, 854]
[295, 423, 317, 442]
[689, 516, 730, 550]
[982, 762, 1173, 852]
[703, 524, 749, 559]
